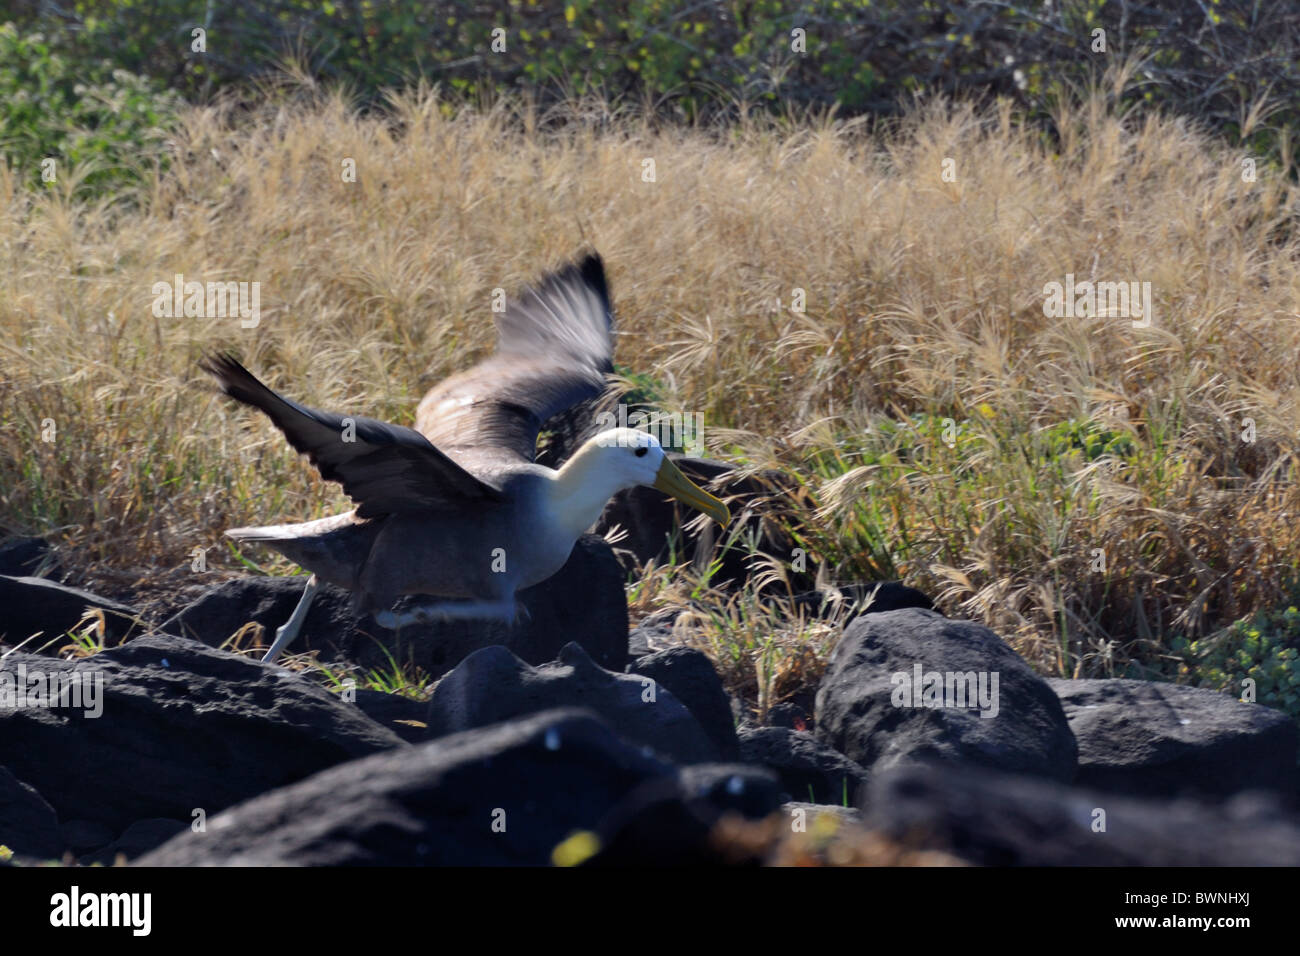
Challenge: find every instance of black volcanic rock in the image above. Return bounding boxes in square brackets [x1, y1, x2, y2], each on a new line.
[739, 726, 868, 805]
[0, 636, 404, 833]
[0, 575, 140, 647]
[863, 760, 1300, 866]
[629, 646, 738, 760]
[1047, 677, 1298, 801]
[138, 709, 675, 866]
[425, 642, 721, 764]
[815, 608, 1077, 781]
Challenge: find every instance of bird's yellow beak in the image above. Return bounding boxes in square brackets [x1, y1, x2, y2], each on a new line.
[653, 458, 730, 527]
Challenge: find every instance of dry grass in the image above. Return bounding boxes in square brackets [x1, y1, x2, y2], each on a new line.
[625, 555, 845, 722]
[5, 73, 1300, 687]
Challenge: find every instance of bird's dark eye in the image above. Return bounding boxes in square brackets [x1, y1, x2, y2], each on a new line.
[635, 446, 648, 457]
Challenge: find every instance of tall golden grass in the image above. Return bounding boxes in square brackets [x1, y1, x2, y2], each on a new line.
[4, 73, 1300, 682]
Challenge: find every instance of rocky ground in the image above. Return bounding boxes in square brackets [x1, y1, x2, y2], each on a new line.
[1, 468, 1298, 866]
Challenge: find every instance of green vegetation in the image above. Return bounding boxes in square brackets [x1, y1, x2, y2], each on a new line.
[5, 2, 1300, 162]
[0, 24, 181, 198]
[1175, 601, 1300, 731]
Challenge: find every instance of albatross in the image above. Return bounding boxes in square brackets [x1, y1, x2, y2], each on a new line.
[202, 252, 729, 663]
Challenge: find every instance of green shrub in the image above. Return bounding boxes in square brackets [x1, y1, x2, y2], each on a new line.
[1174, 602, 1300, 732]
[1039, 419, 1137, 462]
[8, 2, 1300, 163]
[0, 24, 181, 198]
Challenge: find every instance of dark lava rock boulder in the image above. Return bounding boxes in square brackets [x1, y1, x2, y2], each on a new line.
[739, 726, 868, 806]
[628, 647, 738, 759]
[160, 533, 627, 678]
[815, 608, 1077, 782]
[628, 623, 676, 659]
[353, 689, 429, 744]
[426, 642, 720, 764]
[863, 761, 1300, 866]
[0, 536, 63, 580]
[138, 709, 676, 866]
[626, 608, 692, 658]
[0, 636, 404, 833]
[0, 575, 141, 647]
[765, 701, 814, 732]
[1047, 678, 1298, 801]
[0, 765, 61, 860]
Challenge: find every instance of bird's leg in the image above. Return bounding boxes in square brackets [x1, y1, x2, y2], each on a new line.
[372, 598, 518, 630]
[263, 574, 319, 663]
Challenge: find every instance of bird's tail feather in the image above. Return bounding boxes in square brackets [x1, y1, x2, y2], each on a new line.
[225, 523, 302, 542]
[224, 514, 376, 593]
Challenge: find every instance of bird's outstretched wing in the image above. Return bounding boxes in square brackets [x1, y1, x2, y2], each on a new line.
[202, 353, 502, 519]
[415, 253, 615, 471]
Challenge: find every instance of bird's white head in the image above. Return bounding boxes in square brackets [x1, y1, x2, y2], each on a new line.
[593, 427, 668, 484]
[569, 427, 730, 527]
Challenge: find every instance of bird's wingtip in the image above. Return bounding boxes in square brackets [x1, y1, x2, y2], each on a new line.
[577, 248, 604, 273]
[199, 350, 244, 380]
[572, 250, 610, 313]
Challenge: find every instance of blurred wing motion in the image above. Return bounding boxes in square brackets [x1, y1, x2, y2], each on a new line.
[201, 353, 502, 519]
[415, 253, 615, 472]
